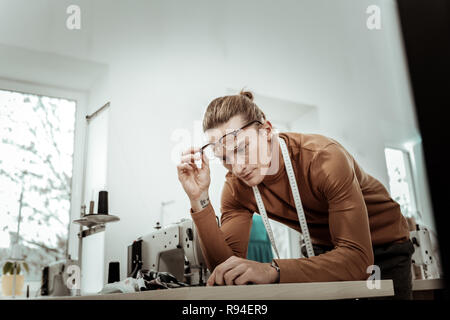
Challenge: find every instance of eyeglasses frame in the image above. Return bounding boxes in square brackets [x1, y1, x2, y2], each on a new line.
[200, 120, 264, 156]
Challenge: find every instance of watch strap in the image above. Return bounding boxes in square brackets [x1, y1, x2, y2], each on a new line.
[271, 260, 280, 283]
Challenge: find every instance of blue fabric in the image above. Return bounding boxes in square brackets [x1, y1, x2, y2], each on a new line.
[247, 214, 273, 263]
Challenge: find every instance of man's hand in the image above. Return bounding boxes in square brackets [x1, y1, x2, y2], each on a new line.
[207, 256, 279, 286]
[177, 147, 211, 212]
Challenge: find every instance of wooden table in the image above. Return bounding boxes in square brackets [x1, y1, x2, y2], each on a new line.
[32, 280, 394, 300]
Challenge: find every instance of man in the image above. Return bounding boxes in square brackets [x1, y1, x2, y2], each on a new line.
[177, 90, 414, 299]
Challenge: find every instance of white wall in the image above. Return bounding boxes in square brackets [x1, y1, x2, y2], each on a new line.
[79, 106, 109, 294]
[0, 0, 434, 284]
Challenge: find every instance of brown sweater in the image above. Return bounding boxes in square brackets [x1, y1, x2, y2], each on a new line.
[190, 132, 410, 283]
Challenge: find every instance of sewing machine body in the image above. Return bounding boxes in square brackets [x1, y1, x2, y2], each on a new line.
[41, 258, 78, 296]
[130, 218, 210, 285]
[410, 225, 442, 280]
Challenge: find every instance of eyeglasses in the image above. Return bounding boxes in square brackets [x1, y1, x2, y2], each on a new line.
[200, 120, 263, 162]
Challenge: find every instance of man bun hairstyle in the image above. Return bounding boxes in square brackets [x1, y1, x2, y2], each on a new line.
[239, 90, 254, 101]
[202, 89, 266, 132]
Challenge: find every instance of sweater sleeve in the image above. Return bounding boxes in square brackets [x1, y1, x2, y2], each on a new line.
[273, 143, 374, 282]
[190, 179, 254, 272]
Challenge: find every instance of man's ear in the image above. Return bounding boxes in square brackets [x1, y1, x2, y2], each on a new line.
[263, 120, 273, 140]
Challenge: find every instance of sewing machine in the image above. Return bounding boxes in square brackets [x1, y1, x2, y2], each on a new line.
[41, 258, 78, 296]
[128, 218, 212, 286]
[410, 224, 442, 280]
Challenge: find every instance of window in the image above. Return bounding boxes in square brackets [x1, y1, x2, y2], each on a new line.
[384, 147, 419, 221]
[0, 89, 76, 281]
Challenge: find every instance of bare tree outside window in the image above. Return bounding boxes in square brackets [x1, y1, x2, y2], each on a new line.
[0, 89, 76, 281]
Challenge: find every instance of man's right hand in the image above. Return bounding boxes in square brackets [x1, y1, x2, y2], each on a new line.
[177, 147, 211, 212]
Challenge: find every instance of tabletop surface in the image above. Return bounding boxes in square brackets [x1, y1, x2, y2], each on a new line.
[30, 280, 395, 300]
[412, 278, 445, 291]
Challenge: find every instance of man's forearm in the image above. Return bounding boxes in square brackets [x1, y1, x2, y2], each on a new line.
[189, 199, 237, 272]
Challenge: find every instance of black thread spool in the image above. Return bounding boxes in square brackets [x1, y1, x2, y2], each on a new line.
[98, 191, 108, 215]
[108, 261, 120, 283]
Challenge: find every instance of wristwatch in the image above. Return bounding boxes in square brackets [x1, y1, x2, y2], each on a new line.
[270, 260, 280, 283]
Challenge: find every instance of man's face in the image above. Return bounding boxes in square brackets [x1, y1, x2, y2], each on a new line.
[205, 115, 274, 187]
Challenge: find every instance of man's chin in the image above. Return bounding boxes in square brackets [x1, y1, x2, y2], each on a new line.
[241, 175, 264, 187]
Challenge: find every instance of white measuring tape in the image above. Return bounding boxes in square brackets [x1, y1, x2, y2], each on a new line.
[252, 136, 315, 259]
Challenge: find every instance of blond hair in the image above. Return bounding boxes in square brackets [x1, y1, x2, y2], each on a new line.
[202, 90, 266, 132]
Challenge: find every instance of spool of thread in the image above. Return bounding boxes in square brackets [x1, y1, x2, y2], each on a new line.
[108, 261, 120, 283]
[98, 191, 108, 215]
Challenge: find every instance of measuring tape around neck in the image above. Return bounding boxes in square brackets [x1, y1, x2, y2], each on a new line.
[252, 136, 315, 259]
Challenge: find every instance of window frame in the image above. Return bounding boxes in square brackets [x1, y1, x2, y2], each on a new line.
[0, 78, 88, 261]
